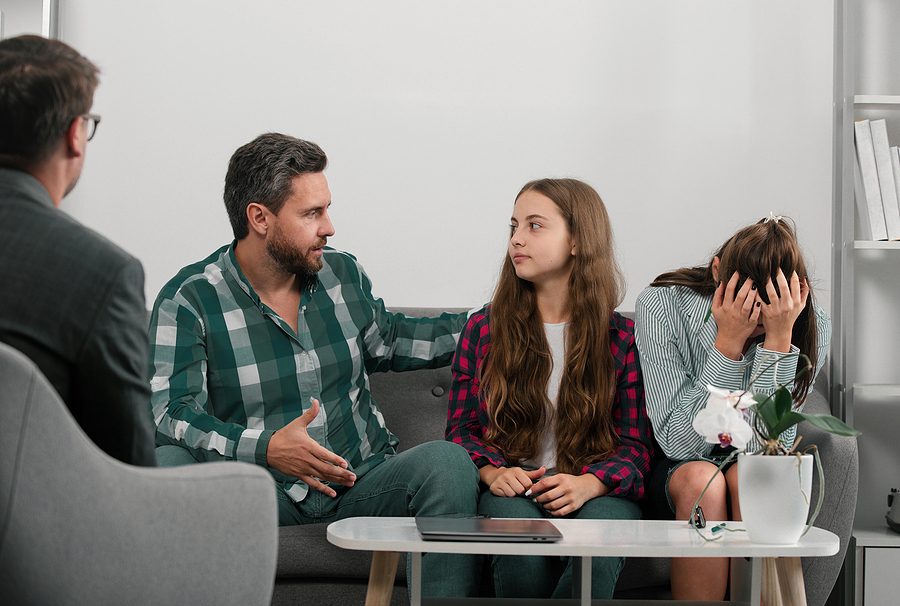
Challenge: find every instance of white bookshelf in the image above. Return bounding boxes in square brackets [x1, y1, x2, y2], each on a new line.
[852, 385, 900, 398]
[855, 95, 900, 106]
[834, 0, 900, 604]
[853, 240, 900, 250]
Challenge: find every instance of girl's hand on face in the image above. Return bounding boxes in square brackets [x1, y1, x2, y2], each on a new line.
[712, 271, 761, 360]
[760, 270, 807, 353]
[530, 473, 609, 516]
[482, 465, 546, 497]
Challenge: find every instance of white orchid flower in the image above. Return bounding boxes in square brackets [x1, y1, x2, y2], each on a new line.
[693, 404, 753, 450]
[705, 385, 756, 410]
[691, 385, 755, 450]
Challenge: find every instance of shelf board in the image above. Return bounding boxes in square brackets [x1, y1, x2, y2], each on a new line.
[854, 240, 900, 249]
[853, 384, 900, 398]
[853, 525, 900, 547]
[854, 95, 900, 106]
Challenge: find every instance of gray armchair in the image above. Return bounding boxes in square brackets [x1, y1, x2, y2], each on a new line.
[0, 342, 279, 606]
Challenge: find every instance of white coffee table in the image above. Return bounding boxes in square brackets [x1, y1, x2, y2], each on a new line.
[327, 517, 839, 606]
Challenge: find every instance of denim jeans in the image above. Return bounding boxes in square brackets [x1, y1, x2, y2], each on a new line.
[156, 440, 482, 597]
[477, 488, 641, 599]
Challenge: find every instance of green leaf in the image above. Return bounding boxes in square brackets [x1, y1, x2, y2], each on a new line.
[770, 411, 808, 437]
[767, 410, 862, 440]
[793, 413, 862, 437]
[773, 387, 793, 420]
[751, 394, 778, 435]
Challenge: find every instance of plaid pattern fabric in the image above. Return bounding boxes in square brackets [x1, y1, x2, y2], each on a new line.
[634, 285, 831, 462]
[149, 243, 467, 502]
[445, 305, 653, 500]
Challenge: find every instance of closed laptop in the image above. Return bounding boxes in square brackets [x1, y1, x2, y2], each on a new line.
[415, 516, 563, 542]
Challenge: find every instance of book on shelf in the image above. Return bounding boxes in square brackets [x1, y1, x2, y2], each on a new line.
[892, 145, 900, 226]
[870, 119, 900, 240]
[854, 119, 888, 241]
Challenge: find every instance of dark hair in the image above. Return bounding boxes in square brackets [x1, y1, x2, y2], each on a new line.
[481, 178, 625, 475]
[651, 216, 819, 403]
[223, 133, 328, 239]
[0, 35, 99, 166]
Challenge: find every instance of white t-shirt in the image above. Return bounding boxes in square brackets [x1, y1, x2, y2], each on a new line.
[522, 321, 566, 470]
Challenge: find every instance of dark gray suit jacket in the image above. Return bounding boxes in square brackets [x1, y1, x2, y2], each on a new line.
[0, 167, 156, 466]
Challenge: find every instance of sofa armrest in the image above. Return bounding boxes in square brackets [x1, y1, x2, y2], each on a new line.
[797, 372, 859, 606]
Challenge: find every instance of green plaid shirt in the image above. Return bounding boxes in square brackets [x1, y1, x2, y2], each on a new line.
[148, 243, 467, 502]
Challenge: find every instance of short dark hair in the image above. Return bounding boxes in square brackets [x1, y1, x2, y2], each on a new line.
[224, 133, 328, 240]
[0, 35, 99, 166]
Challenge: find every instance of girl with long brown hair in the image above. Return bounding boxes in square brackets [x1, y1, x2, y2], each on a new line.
[634, 215, 831, 600]
[446, 178, 653, 599]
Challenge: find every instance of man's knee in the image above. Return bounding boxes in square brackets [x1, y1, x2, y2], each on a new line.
[410, 440, 479, 484]
[155, 445, 198, 467]
[404, 441, 478, 512]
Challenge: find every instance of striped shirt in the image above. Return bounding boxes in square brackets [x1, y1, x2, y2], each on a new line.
[445, 305, 654, 500]
[148, 243, 467, 502]
[634, 285, 832, 461]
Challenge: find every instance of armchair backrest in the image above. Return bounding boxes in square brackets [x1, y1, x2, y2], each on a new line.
[0, 342, 278, 605]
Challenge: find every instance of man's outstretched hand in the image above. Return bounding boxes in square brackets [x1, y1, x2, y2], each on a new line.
[266, 398, 356, 497]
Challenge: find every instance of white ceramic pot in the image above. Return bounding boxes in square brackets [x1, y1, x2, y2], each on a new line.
[737, 452, 813, 544]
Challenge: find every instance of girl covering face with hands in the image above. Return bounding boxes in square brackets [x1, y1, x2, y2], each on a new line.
[634, 215, 831, 601]
[446, 178, 654, 599]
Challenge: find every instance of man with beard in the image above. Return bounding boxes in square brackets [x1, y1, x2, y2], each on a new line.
[148, 133, 480, 597]
[0, 35, 156, 466]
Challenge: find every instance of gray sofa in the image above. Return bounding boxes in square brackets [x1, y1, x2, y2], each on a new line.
[268, 307, 858, 606]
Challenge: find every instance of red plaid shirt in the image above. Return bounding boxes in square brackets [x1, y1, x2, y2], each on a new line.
[445, 305, 653, 500]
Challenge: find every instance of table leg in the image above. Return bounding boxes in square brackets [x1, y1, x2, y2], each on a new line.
[365, 551, 400, 606]
[570, 556, 591, 606]
[762, 558, 781, 606]
[410, 552, 422, 606]
[761, 557, 807, 606]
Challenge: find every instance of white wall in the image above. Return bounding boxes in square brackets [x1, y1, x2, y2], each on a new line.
[0, 0, 43, 38]
[56, 1, 835, 312]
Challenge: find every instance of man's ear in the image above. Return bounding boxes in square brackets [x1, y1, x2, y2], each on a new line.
[246, 203, 272, 237]
[64, 116, 86, 159]
[711, 256, 720, 281]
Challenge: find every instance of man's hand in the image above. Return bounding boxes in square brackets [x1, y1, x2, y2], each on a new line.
[760, 270, 807, 353]
[530, 473, 608, 516]
[480, 465, 546, 497]
[712, 271, 761, 360]
[266, 399, 356, 498]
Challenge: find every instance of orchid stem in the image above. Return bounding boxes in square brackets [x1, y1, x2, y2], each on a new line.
[689, 450, 743, 542]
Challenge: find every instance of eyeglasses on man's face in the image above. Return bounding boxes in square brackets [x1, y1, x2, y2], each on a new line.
[82, 113, 101, 141]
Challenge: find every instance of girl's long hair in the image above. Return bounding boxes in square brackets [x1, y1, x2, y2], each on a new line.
[651, 216, 819, 403]
[480, 178, 625, 475]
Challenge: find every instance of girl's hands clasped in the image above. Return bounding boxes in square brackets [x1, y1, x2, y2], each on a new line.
[480, 465, 612, 516]
[480, 465, 547, 498]
[529, 473, 610, 517]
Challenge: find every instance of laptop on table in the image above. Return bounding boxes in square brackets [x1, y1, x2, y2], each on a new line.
[415, 516, 563, 543]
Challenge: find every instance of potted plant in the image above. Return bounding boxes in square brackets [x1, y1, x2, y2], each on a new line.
[690, 353, 861, 544]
